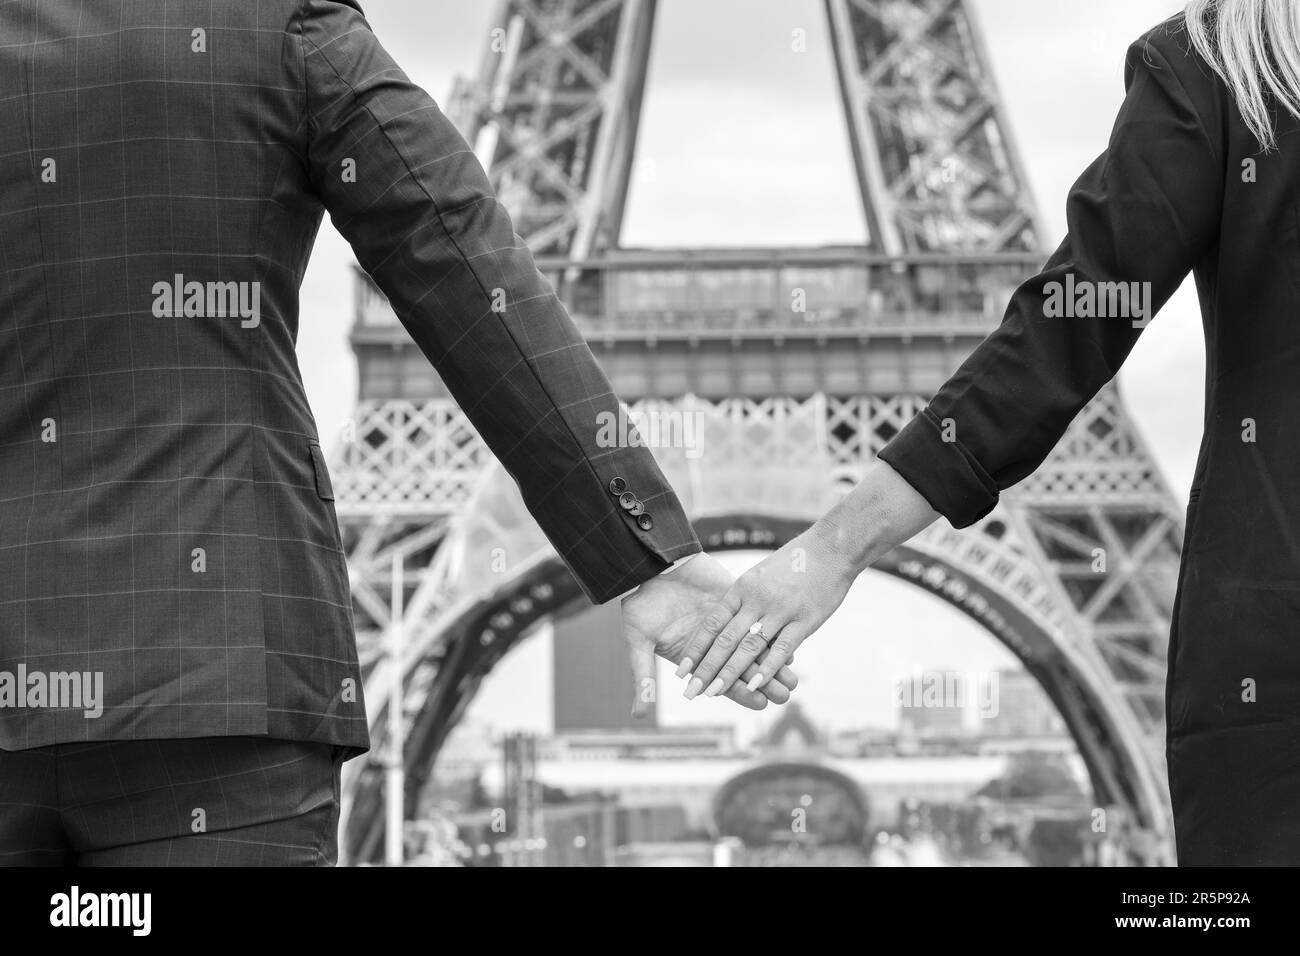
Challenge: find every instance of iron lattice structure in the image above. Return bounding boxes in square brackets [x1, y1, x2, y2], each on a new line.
[335, 0, 1183, 864]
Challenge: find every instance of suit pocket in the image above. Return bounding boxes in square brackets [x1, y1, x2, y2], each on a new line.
[308, 440, 335, 501]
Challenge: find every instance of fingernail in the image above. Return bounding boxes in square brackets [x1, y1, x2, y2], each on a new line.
[684, 677, 704, 700]
[675, 658, 693, 679]
[747, 674, 764, 693]
[705, 678, 724, 697]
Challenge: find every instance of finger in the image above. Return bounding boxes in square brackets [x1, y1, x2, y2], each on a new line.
[767, 664, 798, 691]
[776, 664, 798, 691]
[687, 608, 764, 700]
[684, 607, 759, 699]
[626, 632, 657, 720]
[742, 625, 810, 693]
[744, 661, 790, 704]
[674, 591, 742, 681]
[711, 661, 796, 709]
[708, 617, 793, 700]
[722, 679, 770, 711]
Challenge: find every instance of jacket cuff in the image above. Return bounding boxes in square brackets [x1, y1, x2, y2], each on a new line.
[582, 540, 702, 606]
[558, 466, 702, 605]
[877, 407, 1000, 529]
[615, 551, 702, 603]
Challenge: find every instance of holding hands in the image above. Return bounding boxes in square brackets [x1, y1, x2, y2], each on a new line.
[675, 522, 859, 702]
[620, 552, 801, 715]
[663, 459, 942, 708]
[621, 461, 940, 715]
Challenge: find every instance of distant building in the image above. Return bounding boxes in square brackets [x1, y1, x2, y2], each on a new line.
[455, 798, 614, 867]
[539, 725, 736, 761]
[895, 668, 973, 740]
[454, 798, 690, 867]
[898, 699, 965, 739]
[480, 754, 1023, 831]
[828, 726, 901, 757]
[436, 718, 499, 775]
[982, 669, 1067, 738]
[755, 701, 823, 754]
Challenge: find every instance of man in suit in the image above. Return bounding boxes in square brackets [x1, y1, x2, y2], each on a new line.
[0, 0, 793, 866]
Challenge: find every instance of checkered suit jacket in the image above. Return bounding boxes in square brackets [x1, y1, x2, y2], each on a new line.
[0, 0, 699, 753]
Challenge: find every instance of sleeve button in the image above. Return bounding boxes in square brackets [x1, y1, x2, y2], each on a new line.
[628, 499, 645, 516]
[619, 491, 638, 511]
[637, 513, 654, 532]
[609, 476, 628, 496]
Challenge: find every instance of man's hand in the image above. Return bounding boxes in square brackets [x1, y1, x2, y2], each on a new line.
[622, 553, 799, 716]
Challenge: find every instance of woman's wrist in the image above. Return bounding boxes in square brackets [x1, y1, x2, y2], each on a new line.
[811, 459, 940, 577]
[808, 502, 879, 580]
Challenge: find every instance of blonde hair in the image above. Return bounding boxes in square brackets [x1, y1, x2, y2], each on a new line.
[1184, 0, 1300, 152]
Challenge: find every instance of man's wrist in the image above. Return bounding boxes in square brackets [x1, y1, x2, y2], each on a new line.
[618, 551, 701, 603]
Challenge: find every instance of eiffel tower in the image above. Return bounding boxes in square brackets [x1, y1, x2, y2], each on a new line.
[334, 0, 1184, 864]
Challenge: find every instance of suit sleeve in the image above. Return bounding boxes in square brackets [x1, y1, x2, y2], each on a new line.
[298, 0, 700, 603]
[878, 28, 1224, 527]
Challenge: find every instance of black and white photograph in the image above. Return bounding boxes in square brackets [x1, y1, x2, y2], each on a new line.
[0, 0, 1292, 934]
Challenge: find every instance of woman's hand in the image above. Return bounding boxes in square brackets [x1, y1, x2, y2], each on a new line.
[673, 459, 940, 702]
[622, 552, 800, 715]
[674, 521, 860, 700]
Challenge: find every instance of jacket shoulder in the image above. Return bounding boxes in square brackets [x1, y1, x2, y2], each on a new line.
[1125, 12, 1229, 154]
[1130, 12, 1221, 96]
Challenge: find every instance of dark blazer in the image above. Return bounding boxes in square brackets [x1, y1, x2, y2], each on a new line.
[880, 15, 1300, 864]
[0, 0, 698, 754]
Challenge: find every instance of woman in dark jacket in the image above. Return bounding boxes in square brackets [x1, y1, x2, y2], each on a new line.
[673, 1, 1300, 866]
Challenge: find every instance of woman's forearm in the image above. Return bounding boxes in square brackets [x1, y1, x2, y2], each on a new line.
[808, 457, 942, 577]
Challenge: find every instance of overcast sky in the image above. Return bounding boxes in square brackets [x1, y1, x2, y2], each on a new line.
[298, 0, 1203, 741]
